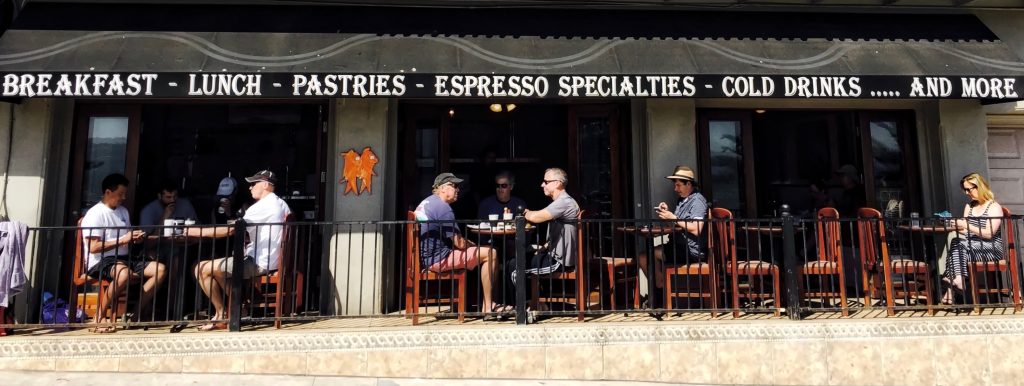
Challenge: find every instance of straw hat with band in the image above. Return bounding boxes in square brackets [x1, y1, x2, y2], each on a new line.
[665, 165, 697, 185]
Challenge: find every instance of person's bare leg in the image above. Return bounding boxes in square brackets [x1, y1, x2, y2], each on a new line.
[637, 248, 666, 289]
[136, 261, 167, 319]
[94, 264, 130, 332]
[195, 258, 228, 320]
[478, 247, 497, 313]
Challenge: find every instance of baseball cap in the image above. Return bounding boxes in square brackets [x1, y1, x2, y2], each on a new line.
[244, 170, 278, 185]
[216, 177, 237, 196]
[432, 172, 464, 189]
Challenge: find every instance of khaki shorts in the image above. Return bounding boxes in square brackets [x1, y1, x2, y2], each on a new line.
[211, 256, 268, 279]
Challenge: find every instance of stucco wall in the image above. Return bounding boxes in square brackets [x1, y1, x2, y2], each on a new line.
[324, 98, 394, 316]
[0, 99, 74, 322]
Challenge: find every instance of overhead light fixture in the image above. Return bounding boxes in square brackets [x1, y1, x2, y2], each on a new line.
[489, 103, 503, 113]
[505, 103, 516, 112]
[755, 109, 766, 114]
[448, 108, 455, 118]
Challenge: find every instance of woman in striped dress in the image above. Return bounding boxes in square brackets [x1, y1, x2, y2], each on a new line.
[942, 173, 1005, 304]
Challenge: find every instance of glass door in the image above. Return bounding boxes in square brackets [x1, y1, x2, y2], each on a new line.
[68, 105, 141, 222]
[699, 112, 755, 217]
[859, 112, 919, 215]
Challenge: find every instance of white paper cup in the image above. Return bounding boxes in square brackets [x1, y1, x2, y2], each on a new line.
[174, 219, 185, 235]
[488, 214, 499, 221]
[184, 219, 196, 226]
[163, 219, 175, 237]
[503, 212, 513, 220]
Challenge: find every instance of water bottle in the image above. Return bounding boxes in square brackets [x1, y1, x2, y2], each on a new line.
[910, 212, 920, 228]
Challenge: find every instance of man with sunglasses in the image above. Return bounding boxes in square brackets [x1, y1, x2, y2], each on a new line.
[477, 171, 527, 223]
[514, 168, 581, 312]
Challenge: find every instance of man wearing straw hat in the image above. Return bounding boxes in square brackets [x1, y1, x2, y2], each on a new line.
[639, 165, 708, 312]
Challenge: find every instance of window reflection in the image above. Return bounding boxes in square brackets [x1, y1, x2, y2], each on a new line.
[81, 117, 129, 211]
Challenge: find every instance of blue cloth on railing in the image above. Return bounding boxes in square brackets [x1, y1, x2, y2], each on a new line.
[0, 220, 27, 307]
[40, 292, 84, 324]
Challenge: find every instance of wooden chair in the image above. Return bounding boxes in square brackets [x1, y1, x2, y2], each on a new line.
[530, 211, 590, 321]
[663, 209, 720, 317]
[967, 207, 1022, 312]
[857, 207, 933, 316]
[249, 214, 303, 329]
[587, 218, 640, 312]
[404, 211, 467, 325]
[67, 218, 129, 324]
[799, 207, 849, 316]
[721, 208, 781, 317]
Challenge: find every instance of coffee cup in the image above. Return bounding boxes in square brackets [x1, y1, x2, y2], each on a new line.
[174, 219, 185, 235]
[488, 214, 499, 221]
[184, 219, 196, 226]
[503, 212, 513, 220]
[163, 219, 175, 237]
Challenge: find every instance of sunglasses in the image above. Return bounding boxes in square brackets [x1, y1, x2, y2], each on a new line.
[542, 179, 560, 185]
[963, 185, 977, 193]
[496, 183, 510, 189]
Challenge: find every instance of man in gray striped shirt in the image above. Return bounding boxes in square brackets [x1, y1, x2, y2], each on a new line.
[639, 165, 708, 310]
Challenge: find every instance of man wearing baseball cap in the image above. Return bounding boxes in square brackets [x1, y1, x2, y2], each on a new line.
[414, 172, 505, 319]
[640, 165, 708, 315]
[191, 169, 291, 331]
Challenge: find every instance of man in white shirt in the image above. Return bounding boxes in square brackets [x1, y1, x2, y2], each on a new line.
[191, 170, 291, 331]
[80, 173, 166, 333]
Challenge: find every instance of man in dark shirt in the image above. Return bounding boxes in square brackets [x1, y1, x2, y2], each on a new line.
[478, 171, 527, 220]
[415, 173, 503, 318]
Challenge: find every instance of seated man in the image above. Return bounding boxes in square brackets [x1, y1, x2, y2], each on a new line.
[81, 173, 166, 333]
[139, 181, 199, 228]
[415, 173, 504, 319]
[639, 165, 707, 314]
[477, 171, 527, 220]
[513, 168, 581, 311]
[190, 170, 291, 331]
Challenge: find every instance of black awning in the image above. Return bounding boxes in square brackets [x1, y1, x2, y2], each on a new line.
[0, 30, 1020, 76]
[10, 3, 1002, 41]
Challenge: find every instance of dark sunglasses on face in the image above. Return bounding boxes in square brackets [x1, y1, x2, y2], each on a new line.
[496, 183, 510, 189]
[542, 179, 559, 185]
[963, 185, 977, 193]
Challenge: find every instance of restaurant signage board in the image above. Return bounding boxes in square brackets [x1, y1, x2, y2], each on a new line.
[1, 72, 1020, 100]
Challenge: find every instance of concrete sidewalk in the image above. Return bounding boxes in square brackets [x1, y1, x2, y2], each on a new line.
[0, 371, 689, 386]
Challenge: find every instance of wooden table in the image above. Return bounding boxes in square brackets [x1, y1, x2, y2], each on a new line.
[896, 224, 956, 234]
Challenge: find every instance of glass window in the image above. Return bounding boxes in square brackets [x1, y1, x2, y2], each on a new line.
[80, 117, 129, 211]
[708, 120, 745, 213]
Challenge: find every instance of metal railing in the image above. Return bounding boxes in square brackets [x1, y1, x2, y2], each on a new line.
[3, 211, 1021, 333]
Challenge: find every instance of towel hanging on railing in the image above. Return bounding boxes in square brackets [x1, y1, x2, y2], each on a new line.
[0, 220, 27, 308]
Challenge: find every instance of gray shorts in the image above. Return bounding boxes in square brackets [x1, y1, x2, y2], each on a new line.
[211, 256, 268, 279]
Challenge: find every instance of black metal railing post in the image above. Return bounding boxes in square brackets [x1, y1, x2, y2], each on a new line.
[782, 214, 803, 320]
[228, 219, 247, 332]
[514, 215, 528, 325]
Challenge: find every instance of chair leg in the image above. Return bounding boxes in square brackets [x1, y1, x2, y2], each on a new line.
[969, 266, 981, 314]
[838, 271, 849, 317]
[605, 263, 616, 311]
[772, 269, 781, 317]
[457, 275, 467, 323]
[922, 269, 935, 316]
[411, 278, 421, 326]
[731, 269, 740, 318]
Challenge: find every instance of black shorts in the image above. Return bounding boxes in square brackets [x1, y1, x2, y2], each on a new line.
[87, 256, 148, 281]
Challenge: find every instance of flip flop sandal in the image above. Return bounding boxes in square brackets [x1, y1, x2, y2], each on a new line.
[197, 322, 227, 332]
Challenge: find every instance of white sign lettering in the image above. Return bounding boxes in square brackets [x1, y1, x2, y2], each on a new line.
[2, 73, 157, 97]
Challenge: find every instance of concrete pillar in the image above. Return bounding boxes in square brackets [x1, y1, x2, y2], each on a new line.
[644, 99, 698, 208]
[937, 100, 990, 208]
[0, 99, 74, 322]
[324, 98, 394, 316]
